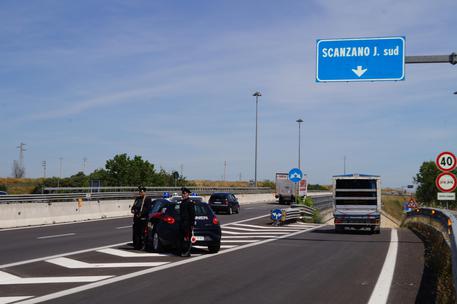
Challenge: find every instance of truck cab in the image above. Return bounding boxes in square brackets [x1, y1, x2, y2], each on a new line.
[333, 174, 381, 234]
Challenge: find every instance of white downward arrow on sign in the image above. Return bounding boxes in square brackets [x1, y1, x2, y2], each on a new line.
[352, 66, 367, 77]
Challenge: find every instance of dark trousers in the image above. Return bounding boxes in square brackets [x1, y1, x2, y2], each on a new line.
[177, 223, 192, 256]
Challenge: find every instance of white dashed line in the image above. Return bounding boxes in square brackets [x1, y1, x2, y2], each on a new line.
[37, 233, 75, 240]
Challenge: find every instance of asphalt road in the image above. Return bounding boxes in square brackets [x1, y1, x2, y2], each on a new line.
[0, 201, 425, 304]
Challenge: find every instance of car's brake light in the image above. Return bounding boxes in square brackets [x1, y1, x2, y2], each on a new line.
[212, 216, 219, 225]
[224, 199, 228, 205]
[162, 216, 175, 224]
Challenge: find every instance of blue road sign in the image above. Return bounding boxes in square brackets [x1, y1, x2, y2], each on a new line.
[316, 36, 405, 82]
[288, 168, 303, 183]
[271, 209, 282, 221]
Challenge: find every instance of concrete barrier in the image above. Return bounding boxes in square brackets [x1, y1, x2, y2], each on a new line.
[0, 193, 275, 229]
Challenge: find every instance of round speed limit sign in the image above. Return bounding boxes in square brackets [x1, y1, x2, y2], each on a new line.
[436, 151, 457, 172]
[436, 172, 457, 192]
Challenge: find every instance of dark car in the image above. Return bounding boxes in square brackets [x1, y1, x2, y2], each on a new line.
[208, 192, 240, 214]
[146, 201, 221, 254]
[0, 191, 7, 195]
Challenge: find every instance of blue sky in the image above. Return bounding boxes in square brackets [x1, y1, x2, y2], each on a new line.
[1, 0, 456, 187]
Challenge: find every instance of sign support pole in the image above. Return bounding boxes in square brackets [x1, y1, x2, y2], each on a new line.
[405, 53, 457, 65]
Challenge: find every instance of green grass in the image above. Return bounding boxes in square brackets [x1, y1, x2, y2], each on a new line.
[382, 195, 407, 222]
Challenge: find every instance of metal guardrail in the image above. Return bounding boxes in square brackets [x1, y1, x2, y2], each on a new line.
[311, 194, 333, 211]
[0, 187, 273, 204]
[271, 205, 315, 226]
[404, 207, 457, 296]
[43, 186, 273, 193]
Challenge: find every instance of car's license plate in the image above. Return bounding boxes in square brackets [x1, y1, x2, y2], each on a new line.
[213, 202, 221, 204]
[194, 236, 204, 241]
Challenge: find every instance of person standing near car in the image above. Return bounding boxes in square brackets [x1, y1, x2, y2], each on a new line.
[131, 186, 148, 249]
[177, 187, 196, 257]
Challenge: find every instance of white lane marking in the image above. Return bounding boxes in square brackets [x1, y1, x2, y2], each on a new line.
[224, 226, 298, 232]
[96, 248, 171, 257]
[0, 242, 128, 269]
[46, 257, 169, 269]
[233, 223, 306, 230]
[17, 224, 325, 304]
[222, 230, 289, 235]
[192, 245, 236, 249]
[221, 240, 258, 243]
[0, 271, 111, 285]
[37, 233, 75, 240]
[115, 226, 130, 230]
[367, 229, 398, 304]
[220, 214, 269, 227]
[0, 297, 32, 303]
[222, 235, 280, 239]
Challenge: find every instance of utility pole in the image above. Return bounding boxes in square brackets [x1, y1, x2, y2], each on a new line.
[180, 164, 184, 177]
[58, 157, 63, 188]
[83, 157, 87, 174]
[223, 160, 227, 181]
[344, 156, 347, 175]
[253, 91, 262, 187]
[16, 143, 26, 168]
[42, 161, 47, 178]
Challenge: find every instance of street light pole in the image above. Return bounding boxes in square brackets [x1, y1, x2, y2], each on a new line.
[253, 91, 262, 187]
[296, 119, 303, 170]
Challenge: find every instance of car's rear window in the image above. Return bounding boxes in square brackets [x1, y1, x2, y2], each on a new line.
[209, 193, 228, 201]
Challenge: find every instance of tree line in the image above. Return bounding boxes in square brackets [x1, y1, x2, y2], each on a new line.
[415, 160, 457, 207]
[32, 153, 188, 193]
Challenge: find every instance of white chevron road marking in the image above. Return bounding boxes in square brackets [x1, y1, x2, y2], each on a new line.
[224, 226, 298, 232]
[0, 271, 111, 285]
[96, 248, 171, 257]
[16, 223, 325, 304]
[221, 240, 258, 243]
[222, 235, 278, 239]
[46, 257, 169, 268]
[232, 223, 304, 230]
[0, 297, 33, 304]
[222, 230, 289, 235]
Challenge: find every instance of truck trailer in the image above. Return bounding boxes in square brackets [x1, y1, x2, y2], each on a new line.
[275, 173, 296, 204]
[332, 174, 381, 234]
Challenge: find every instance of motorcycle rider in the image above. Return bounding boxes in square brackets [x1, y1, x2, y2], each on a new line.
[177, 187, 196, 257]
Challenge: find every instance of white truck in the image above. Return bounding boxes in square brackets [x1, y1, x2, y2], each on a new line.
[333, 174, 381, 234]
[275, 173, 297, 204]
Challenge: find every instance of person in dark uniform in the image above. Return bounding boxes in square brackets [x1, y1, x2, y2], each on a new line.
[177, 187, 196, 257]
[131, 186, 149, 249]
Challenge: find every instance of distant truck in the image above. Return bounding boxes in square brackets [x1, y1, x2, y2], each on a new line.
[333, 174, 381, 234]
[275, 173, 297, 204]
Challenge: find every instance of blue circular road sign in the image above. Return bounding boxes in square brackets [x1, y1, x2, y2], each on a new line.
[271, 209, 282, 220]
[288, 168, 303, 183]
